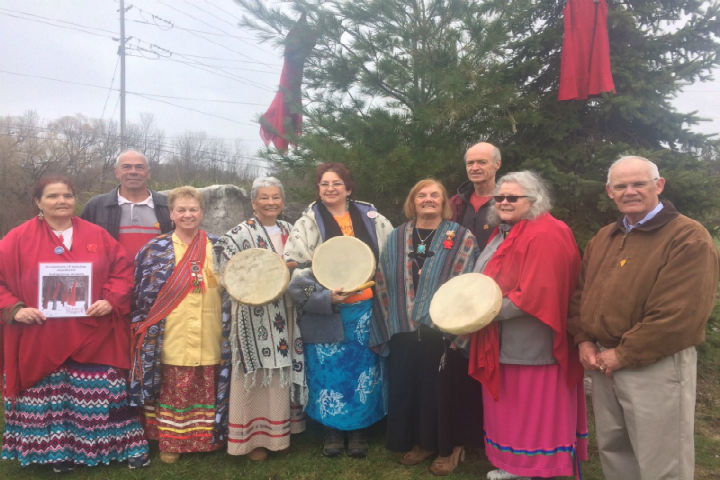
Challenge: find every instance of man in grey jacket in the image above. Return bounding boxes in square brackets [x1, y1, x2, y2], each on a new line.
[81, 150, 172, 258]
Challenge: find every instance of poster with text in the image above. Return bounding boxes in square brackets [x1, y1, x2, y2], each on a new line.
[38, 262, 92, 317]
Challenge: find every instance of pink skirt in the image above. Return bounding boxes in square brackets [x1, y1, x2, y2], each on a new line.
[482, 363, 588, 478]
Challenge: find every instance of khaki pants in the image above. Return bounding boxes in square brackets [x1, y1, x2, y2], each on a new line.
[590, 346, 696, 480]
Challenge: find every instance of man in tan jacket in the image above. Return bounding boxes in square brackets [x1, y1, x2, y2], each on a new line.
[569, 155, 719, 480]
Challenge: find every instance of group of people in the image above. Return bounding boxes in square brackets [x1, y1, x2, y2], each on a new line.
[0, 145, 716, 480]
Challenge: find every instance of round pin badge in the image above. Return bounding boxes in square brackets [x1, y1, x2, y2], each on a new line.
[54, 246, 65, 254]
[367, 211, 378, 219]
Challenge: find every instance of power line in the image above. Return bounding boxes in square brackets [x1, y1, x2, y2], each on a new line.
[100, 57, 121, 120]
[0, 8, 115, 39]
[0, 69, 267, 105]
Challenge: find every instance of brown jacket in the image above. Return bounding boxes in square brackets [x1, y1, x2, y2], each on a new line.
[568, 201, 719, 368]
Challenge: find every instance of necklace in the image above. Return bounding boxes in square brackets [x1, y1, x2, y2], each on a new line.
[415, 227, 436, 254]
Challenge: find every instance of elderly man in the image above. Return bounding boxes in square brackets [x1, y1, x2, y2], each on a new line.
[450, 142, 501, 249]
[569, 155, 719, 480]
[81, 150, 172, 258]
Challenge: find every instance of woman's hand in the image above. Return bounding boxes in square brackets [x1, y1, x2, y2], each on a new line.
[330, 288, 352, 304]
[13, 307, 47, 325]
[86, 300, 112, 317]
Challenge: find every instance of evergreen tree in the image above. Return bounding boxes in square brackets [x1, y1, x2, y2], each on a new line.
[238, 0, 720, 242]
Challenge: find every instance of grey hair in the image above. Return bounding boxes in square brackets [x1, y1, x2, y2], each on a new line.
[487, 170, 552, 226]
[606, 155, 661, 185]
[115, 149, 148, 167]
[464, 142, 501, 165]
[251, 176, 285, 202]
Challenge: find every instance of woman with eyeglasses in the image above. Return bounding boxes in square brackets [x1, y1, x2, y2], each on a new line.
[284, 162, 392, 458]
[371, 178, 480, 476]
[468, 171, 588, 480]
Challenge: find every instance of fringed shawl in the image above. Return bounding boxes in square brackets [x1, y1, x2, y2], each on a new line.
[214, 217, 307, 407]
[370, 220, 478, 352]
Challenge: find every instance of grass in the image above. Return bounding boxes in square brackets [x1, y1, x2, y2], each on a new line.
[2, 314, 719, 479]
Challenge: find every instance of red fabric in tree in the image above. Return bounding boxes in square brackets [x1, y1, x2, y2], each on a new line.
[558, 0, 615, 101]
[259, 15, 316, 151]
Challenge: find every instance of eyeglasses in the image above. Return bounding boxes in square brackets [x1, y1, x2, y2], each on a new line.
[493, 195, 529, 203]
[318, 181, 345, 188]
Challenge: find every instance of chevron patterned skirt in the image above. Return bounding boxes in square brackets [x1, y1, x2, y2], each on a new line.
[1, 361, 149, 467]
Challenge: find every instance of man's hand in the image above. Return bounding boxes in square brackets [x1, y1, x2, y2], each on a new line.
[597, 348, 622, 377]
[578, 341, 601, 371]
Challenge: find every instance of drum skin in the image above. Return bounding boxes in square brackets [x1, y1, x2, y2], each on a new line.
[222, 248, 290, 306]
[429, 273, 502, 335]
[312, 236, 376, 292]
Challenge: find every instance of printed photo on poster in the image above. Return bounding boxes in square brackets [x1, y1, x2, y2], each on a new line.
[38, 263, 92, 318]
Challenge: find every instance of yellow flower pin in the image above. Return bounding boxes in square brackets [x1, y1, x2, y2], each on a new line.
[620, 259, 627, 267]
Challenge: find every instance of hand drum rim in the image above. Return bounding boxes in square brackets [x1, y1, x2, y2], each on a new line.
[429, 272, 503, 335]
[222, 248, 290, 306]
[312, 236, 376, 292]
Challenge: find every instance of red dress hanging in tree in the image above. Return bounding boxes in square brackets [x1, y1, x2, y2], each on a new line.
[558, 0, 615, 100]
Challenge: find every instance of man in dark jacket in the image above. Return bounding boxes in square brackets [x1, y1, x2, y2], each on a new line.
[449, 142, 501, 250]
[81, 150, 172, 258]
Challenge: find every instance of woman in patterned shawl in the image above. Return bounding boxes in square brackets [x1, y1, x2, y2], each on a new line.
[370, 178, 479, 476]
[214, 177, 307, 462]
[284, 162, 393, 458]
[129, 186, 231, 464]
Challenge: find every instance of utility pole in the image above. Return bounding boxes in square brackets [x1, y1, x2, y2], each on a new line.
[119, 0, 127, 150]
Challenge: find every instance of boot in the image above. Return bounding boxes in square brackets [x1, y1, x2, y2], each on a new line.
[347, 429, 369, 458]
[322, 427, 344, 457]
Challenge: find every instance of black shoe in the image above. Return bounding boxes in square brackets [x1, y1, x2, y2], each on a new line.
[128, 453, 151, 469]
[347, 429, 369, 458]
[323, 427, 344, 457]
[52, 461, 75, 473]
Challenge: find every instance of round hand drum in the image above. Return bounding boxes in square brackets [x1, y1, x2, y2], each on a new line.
[222, 248, 290, 306]
[429, 273, 503, 335]
[312, 236, 376, 292]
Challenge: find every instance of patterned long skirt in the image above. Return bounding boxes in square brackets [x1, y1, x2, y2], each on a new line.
[1, 361, 149, 467]
[483, 363, 589, 478]
[303, 300, 387, 431]
[143, 364, 223, 453]
[227, 369, 306, 455]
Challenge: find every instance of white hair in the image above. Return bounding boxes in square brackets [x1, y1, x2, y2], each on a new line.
[606, 155, 660, 185]
[487, 170, 552, 226]
[251, 176, 285, 202]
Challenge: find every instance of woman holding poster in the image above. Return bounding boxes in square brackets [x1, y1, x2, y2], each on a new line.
[0, 175, 149, 473]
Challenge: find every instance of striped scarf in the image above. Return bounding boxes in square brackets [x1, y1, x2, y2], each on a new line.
[132, 230, 207, 362]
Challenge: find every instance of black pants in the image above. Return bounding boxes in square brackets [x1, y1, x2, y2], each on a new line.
[385, 327, 484, 456]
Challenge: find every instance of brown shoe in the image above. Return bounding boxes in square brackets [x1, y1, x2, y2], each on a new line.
[399, 445, 435, 465]
[159, 452, 180, 464]
[247, 447, 268, 462]
[429, 446, 465, 476]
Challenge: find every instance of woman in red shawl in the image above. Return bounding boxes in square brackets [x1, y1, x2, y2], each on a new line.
[468, 171, 587, 480]
[0, 175, 148, 473]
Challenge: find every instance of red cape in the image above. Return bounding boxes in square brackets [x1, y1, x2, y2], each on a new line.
[469, 213, 583, 399]
[0, 216, 133, 398]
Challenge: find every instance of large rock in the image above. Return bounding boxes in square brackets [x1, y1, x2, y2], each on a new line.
[163, 184, 306, 235]
[163, 184, 251, 236]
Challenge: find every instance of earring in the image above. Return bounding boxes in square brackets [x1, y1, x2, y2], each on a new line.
[38, 210, 44, 219]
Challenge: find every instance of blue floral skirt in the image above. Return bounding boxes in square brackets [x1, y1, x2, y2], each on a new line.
[304, 300, 387, 430]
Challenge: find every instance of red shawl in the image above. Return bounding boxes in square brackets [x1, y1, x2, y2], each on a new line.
[558, 0, 615, 100]
[469, 213, 583, 399]
[0, 216, 133, 398]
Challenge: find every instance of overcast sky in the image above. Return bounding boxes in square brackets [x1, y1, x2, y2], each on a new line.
[1, 0, 718, 164]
